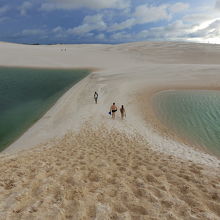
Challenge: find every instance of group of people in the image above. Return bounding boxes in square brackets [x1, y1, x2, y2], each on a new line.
[94, 91, 126, 120]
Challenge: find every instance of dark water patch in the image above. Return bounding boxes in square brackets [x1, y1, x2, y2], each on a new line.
[0, 67, 90, 151]
[153, 90, 220, 156]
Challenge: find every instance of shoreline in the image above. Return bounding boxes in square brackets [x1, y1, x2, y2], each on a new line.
[1, 42, 220, 167]
[0, 41, 220, 218]
[2, 69, 93, 153]
[141, 86, 220, 160]
[0, 65, 100, 72]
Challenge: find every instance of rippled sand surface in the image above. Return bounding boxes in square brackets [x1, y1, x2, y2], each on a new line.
[0, 126, 219, 219]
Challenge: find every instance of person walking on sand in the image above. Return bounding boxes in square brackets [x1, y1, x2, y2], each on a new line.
[94, 91, 98, 104]
[120, 105, 126, 119]
[110, 103, 117, 119]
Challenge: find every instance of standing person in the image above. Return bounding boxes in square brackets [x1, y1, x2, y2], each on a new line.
[110, 103, 117, 119]
[94, 91, 98, 104]
[120, 105, 126, 119]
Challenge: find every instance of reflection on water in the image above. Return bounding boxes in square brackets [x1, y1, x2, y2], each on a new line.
[153, 90, 220, 156]
[0, 67, 89, 151]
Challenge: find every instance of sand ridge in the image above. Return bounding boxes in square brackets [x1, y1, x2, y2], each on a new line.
[0, 41, 220, 219]
[0, 125, 220, 219]
[3, 63, 220, 168]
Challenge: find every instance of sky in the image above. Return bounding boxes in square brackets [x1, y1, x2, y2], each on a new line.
[0, 0, 220, 44]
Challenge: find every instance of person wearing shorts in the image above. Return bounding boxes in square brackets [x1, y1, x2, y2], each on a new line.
[110, 103, 117, 119]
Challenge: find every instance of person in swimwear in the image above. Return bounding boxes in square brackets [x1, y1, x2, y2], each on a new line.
[94, 91, 98, 104]
[110, 103, 117, 119]
[120, 105, 126, 119]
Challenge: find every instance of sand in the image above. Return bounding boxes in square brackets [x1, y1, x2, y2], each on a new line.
[0, 41, 220, 219]
[0, 126, 220, 219]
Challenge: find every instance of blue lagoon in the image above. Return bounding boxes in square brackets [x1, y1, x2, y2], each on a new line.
[153, 90, 220, 156]
[0, 67, 89, 151]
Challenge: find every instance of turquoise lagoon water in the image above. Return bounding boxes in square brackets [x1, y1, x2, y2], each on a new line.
[153, 90, 220, 156]
[0, 67, 89, 151]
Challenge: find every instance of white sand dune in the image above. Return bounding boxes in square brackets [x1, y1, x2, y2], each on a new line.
[0, 41, 220, 219]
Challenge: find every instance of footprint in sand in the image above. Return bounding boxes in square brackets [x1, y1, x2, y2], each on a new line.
[161, 199, 174, 209]
[88, 171, 100, 182]
[206, 201, 220, 216]
[126, 203, 148, 215]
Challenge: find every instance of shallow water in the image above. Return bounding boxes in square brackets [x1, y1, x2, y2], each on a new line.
[153, 90, 220, 156]
[0, 67, 89, 151]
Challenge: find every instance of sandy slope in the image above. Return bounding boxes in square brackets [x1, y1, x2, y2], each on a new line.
[0, 41, 220, 219]
[0, 126, 220, 219]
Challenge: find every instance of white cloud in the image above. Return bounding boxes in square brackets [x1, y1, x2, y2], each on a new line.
[41, 0, 130, 11]
[109, 3, 175, 32]
[107, 4, 220, 44]
[185, 19, 220, 44]
[134, 17, 220, 44]
[105, 2, 190, 34]
[41, 1, 191, 41]
[19, 2, 32, 16]
[137, 20, 190, 41]
[10, 0, 219, 44]
[169, 2, 189, 14]
[134, 4, 171, 24]
[52, 26, 63, 33]
[190, 19, 220, 38]
[52, 26, 69, 39]
[68, 14, 106, 35]
[182, 4, 220, 25]
[107, 20, 191, 42]
[109, 18, 135, 32]
[183, 13, 214, 23]
[0, 5, 9, 15]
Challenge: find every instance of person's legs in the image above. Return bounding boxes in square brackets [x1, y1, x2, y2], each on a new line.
[95, 98, 97, 104]
[112, 112, 115, 119]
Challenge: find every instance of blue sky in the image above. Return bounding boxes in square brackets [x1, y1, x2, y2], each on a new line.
[0, 0, 219, 44]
